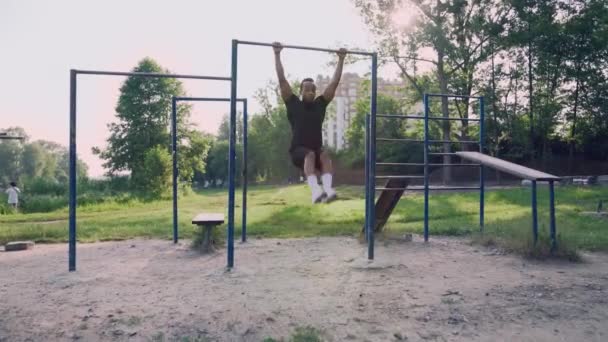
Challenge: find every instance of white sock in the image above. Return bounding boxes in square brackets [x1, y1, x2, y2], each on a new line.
[307, 175, 321, 193]
[321, 173, 334, 193]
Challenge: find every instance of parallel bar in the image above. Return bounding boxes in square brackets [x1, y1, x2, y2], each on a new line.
[423, 94, 430, 242]
[236, 39, 374, 56]
[375, 114, 481, 122]
[479, 96, 485, 232]
[227, 40, 238, 268]
[376, 187, 482, 191]
[242, 99, 248, 243]
[377, 138, 424, 142]
[376, 114, 425, 119]
[368, 53, 378, 260]
[174, 97, 247, 102]
[532, 180, 538, 245]
[74, 69, 231, 81]
[375, 175, 425, 179]
[549, 181, 557, 252]
[408, 186, 482, 191]
[429, 152, 459, 156]
[428, 116, 481, 122]
[68, 70, 77, 272]
[426, 93, 483, 99]
[378, 138, 478, 144]
[171, 96, 249, 244]
[364, 114, 370, 243]
[172, 98, 178, 243]
[376, 162, 480, 167]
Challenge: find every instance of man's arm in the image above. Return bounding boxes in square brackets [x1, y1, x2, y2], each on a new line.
[273, 42, 293, 102]
[322, 48, 348, 102]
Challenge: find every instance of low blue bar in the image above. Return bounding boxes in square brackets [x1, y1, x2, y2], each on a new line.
[368, 53, 378, 260]
[242, 99, 248, 243]
[171, 97, 248, 245]
[423, 94, 430, 242]
[364, 114, 370, 242]
[479, 96, 485, 232]
[532, 180, 538, 245]
[172, 98, 178, 243]
[549, 181, 557, 252]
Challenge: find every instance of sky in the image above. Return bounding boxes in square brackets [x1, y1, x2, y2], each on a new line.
[0, 0, 391, 177]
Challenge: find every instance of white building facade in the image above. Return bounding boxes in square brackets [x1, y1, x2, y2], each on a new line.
[316, 73, 405, 151]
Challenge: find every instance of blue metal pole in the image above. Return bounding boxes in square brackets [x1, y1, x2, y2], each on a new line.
[479, 96, 485, 232]
[69, 70, 77, 272]
[364, 114, 370, 242]
[423, 94, 430, 242]
[241, 99, 248, 243]
[532, 180, 538, 245]
[549, 181, 557, 252]
[227, 40, 238, 268]
[368, 53, 378, 260]
[172, 98, 178, 243]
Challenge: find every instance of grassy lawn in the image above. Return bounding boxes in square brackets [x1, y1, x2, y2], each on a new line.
[1, 184, 607, 253]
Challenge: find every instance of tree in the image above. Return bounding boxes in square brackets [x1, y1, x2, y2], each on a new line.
[133, 146, 172, 198]
[93, 58, 196, 190]
[354, 0, 509, 182]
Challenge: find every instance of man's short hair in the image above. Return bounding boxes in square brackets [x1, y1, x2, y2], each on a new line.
[9, 181, 16, 187]
[300, 78, 316, 92]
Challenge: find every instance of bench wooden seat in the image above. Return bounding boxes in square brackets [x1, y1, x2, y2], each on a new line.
[191, 213, 224, 253]
[192, 213, 225, 226]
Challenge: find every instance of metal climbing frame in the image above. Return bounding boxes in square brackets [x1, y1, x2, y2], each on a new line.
[170, 97, 248, 245]
[366, 93, 485, 250]
[230, 39, 378, 268]
[68, 69, 231, 272]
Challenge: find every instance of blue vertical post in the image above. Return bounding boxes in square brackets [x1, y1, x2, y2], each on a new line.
[227, 40, 238, 268]
[69, 70, 77, 272]
[423, 94, 430, 242]
[531, 180, 538, 245]
[549, 181, 557, 252]
[368, 53, 378, 260]
[364, 114, 370, 242]
[241, 99, 248, 242]
[479, 96, 485, 231]
[172, 98, 178, 243]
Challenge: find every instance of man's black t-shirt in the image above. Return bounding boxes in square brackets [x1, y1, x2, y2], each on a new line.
[285, 94, 329, 151]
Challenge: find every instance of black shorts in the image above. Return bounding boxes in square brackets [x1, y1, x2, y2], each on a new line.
[290, 147, 323, 171]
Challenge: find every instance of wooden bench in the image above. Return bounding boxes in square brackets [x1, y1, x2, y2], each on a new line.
[192, 213, 224, 253]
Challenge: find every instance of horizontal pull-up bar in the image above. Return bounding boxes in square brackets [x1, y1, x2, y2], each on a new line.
[0, 135, 25, 140]
[235, 40, 375, 57]
[174, 97, 247, 102]
[73, 69, 231, 81]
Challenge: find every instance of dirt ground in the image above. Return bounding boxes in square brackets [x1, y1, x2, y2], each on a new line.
[1, 236, 607, 342]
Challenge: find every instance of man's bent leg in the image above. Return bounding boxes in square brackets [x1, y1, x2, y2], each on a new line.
[303, 150, 324, 203]
[319, 151, 337, 201]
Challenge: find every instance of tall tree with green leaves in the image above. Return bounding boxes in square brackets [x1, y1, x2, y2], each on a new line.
[353, 0, 509, 182]
[93, 58, 209, 194]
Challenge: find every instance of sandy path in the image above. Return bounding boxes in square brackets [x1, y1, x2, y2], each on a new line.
[1, 237, 607, 341]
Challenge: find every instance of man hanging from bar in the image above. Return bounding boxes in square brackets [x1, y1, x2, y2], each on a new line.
[273, 42, 346, 204]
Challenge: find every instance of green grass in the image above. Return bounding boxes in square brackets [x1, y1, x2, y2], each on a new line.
[1, 184, 607, 254]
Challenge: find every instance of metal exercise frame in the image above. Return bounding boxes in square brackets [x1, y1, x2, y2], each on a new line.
[68, 69, 231, 272]
[230, 39, 378, 268]
[171, 97, 248, 244]
[368, 94, 485, 246]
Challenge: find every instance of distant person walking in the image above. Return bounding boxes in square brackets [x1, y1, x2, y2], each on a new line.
[5, 182, 21, 211]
